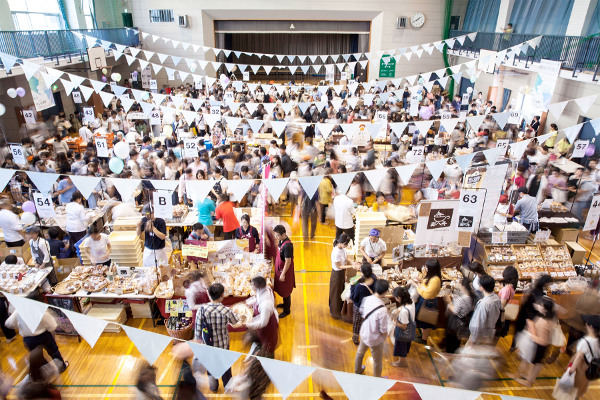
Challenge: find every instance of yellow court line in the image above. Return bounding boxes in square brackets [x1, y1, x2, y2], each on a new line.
[490, 358, 514, 397]
[300, 238, 314, 400]
[104, 319, 145, 400]
[158, 356, 175, 384]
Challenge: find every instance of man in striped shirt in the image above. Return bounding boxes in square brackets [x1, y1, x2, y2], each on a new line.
[194, 283, 238, 393]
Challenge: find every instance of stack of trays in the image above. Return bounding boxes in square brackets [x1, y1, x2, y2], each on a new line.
[108, 231, 143, 267]
[86, 304, 126, 333]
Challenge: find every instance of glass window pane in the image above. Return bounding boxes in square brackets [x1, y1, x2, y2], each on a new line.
[8, 0, 28, 12]
[27, 0, 59, 13]
[13, 13, 32, 30]
[28, 13, 46, 30]
[85, 16, 94, 29]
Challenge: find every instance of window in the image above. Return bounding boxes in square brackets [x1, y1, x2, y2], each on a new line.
[149, 9, 174, 23]
[82, 0, 96, 29]
[8, 0, 65, 31]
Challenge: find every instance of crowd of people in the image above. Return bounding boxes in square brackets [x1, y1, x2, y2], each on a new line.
[1, 74, 600, 400]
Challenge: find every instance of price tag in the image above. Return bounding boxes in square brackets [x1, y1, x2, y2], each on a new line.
[224, 91, 234, 100]
[183, 139, 199, 158]
[492, 231, 507, 244]
[33, 192, 56, 218]
[72, 91, 82, 103]
[376, 111, 388, 122]
[407, 145, 425, 164]
[185, 311, 193, 317]
[170, 311, 178, 317]
[210, 106, 221, 115]
[83, 107, 95, 123]
[235, 253, 244, 260]
[196, 246, 209, 259]
[243, 71, 250, 81]
[496, 139, 510, 155]
[10, 144, 25, 165]
[584, 194, 600, 231]
[94, 138, 109, 157]
[149, 79, 158, 90]
[508, 111, 521, 124]
[152, 191, 173, 219]
[533, 230, 551, 243]
[22, 109, 36, 124]
[150, 110, 161, 126]
[571, 140, 589, 159]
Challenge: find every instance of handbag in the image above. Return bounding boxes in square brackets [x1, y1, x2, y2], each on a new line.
[584, 338, 600, 380]
[551, 323, 567, 347]
[516, 331, 536, 364]
[395, 306, 416, 342]
[504, 300, 520, 321]
[552, 370, 578, 400]
[417, 299, 439, 326]
[446, 313, 466, 336]
[341, 300, 353, 324]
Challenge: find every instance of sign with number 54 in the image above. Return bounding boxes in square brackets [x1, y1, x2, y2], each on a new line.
[33, 192, 56, 218]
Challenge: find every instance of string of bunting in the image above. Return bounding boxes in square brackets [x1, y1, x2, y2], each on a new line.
[0, 291, 524, 400]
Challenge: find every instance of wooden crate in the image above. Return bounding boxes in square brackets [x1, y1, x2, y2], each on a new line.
[86, 304, 126, 333]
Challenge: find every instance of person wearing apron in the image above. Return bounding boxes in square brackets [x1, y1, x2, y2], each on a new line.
[245, 276, 279, 358]
[272, 225, 295, 319]
[234, 214, 260, 253]
[26, 226, 57, 286]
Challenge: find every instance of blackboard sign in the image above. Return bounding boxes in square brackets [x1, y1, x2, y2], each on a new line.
[45, 295, 79, 337]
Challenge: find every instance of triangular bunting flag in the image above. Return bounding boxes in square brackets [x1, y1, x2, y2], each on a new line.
[181, 110, 198, 125]
[0, 53, 19, 73]
[492, 112, 511, 130]
[60, 78, 77, 96]
[440, 118, 459, 134]
[99, 91, 115, 107]
[363, 169, 387, 191]
[204, 114, 221, 129]
[79, 85, 95, 101]
[263, 178, 290, 201]
[0, 169, 14, 191]
[247, 119, 264, 133]
[140, 102, 156, 117]
[62, 309, 108, 348]
[483, 147, 503, 166]
[316, 123, 335, 139]
[70, 175, 102, 199]
[189, 342, 241, 379]
[589, 118, 600, 135]
[366, 123, 384, 139]
[413, 120, 433, 134]
[331, 371, 395, 400]
[186, 180, 215, 203]
[426, 158, 448, 181]
[122, 325, 172, 365]
[112, 85, 127, 98]
[413, 383, 482, 400]
[455, 152, 476, 172]
[149, 180, 179, 192]
[298, 175, 323, 199]
[258, 357, 315, 400]
[331, 173, 356, 195]
[574, 95, 597, 114]
[110, 178, 141, 202]
[396, 164, 419, 185]
[228, 179, 254, 202]
[536, 132, 555, 146]
[3, 292, 49, 333]
[21, 62, 42, 80]
[271, 121, 287, 137]
[467, 114, 486, 130]
[263, 65, 273, 75]
[548, 101, 568, 120]
[90, 80, 107, 93]
[389, 122, 408, 137]
[27, 171, 59, 195]
[509, 139, 532, 160]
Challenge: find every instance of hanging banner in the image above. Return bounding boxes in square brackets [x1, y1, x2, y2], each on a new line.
[72, 91, 82, 103]
[584, 194, 600, 231]
[33, 192, 56, 218]
[28, 71, 56, 112]
[152, 190, 173, 219]
[10, 145, 26, 165]
[532, 59, 562, 112]
[457, 189, 485, 232]
[379, 56, 396, 78]
[23, 109, 37, 124]
[95, 138, 109, 157]
[141, 65, 152, 88]
[83, 107, 95, 123]
[351, 124, 370, 146]
[183, 139, 199, 158]
[571, 140, 590, 159]
[414, 200, 460, 246]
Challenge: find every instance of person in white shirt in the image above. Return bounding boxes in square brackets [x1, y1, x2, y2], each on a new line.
[329, 233, 359, 319]
[245, 276, 279, 357]
[65, 191, 90, 255]
[0, 200, 25, 247]
[126, 129, 141, 145]
[360, 229, 387, 265]
[107, 111, 122, 132]
[79, 123, 93, 144]
[5, 304, 68, 372]
[333, 192, 355, 241]
[354, 279, 390, 377]
[80, 225, 111, 266]
[26, 226, 51, 270]
[178, 168, 195, 204]
[127, 149, 142, 179]
[563, 315, 600, 398]
[391, 286, 416, 368]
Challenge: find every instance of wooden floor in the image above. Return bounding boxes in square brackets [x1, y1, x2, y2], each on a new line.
[2, 219, 600, 400]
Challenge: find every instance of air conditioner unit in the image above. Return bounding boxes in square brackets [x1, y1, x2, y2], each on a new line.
[178, 15, 188, 27]
[396, 16, 407, 29]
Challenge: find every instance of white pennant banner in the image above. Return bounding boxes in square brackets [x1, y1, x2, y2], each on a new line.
[483, 147, 503, 166]
[189, 342, 241, 379]
[332, 371, 395, 400]
[455, 152, 476, 172]
[413, 383, 482, 400]
[263, 178, 290, 201]
[547, 100, 568, 120]
[395, 164, 419, 185]
[150, 180, 179, 192]
[258, 357, 315, 400]
[26, 171, 59, 195]
[228, 179, 254, 202]
[110, 178, 141, 202]
[298, 175, 324, 199]
[363, 169, 387, 191]
[331, 172, 356, 195]
[574, 95, 597, 114]
[509, 139, 532, 160]
[3, 292, 50, 333]
[426, 158, 448, 181]
[186, 180, 216, 203]
[63, 309, 108, 348]
[0, 169, 15, 192]
[70, 175, 102, 199]
[563, 123, 584, 143]
[122, 325, 172, 365]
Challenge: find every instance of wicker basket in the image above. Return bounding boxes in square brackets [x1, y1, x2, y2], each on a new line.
[166, 321, 194, 340]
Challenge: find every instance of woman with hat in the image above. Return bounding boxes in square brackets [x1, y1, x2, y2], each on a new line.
[359, 229, 387, 266]
[329, 233, 359, 319]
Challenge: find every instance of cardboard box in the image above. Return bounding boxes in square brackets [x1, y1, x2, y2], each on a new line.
[566, 241, 587, 264]
[53, 257, 80, 282]
[0, 242, 31, 264]
[378, 225, 404, 247]
[552, 228, 579, 243]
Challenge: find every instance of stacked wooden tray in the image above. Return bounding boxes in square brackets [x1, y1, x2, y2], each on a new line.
[108, 231, 143, 267]
[354, 212, 387, 254]
[86, 304, 126, 333]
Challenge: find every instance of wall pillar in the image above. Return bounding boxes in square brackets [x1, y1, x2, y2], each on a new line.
[565, 0, 596, 36]
[496, 0, 515, 32]
[0, 0, 16, 30]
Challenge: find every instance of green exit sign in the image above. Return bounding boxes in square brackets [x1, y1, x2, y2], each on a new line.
[379, 56, 396, 78]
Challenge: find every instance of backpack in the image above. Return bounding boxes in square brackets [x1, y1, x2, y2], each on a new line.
[395, 306, 416, 343]
[200, 307, 214, 346]
[584, 339, 600, 380]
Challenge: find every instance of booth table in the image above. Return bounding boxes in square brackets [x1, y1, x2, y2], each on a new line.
[551, 158, 583, 174]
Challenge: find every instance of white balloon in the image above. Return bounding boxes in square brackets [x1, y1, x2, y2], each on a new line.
[6, 88, 17, 98]
[0, 103, 5, 116]
[467, 87, 473, 94]
[21, 212, 36, 226]
[113, 141, 130, 159]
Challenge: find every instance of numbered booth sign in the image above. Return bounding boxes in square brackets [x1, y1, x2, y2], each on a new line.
[10, 145, 26, 165]
[184, 139, 199, 158]
[33, 193, 56, 218]
[150, 110, 162, 126]
[571, 140, 590, 159]
[23, 109, 36, 124]
[83, 107, 95, 123]
[407, 145, 425, 164]
[496, 139, 510, 155]
[95, 138, 109, 157]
